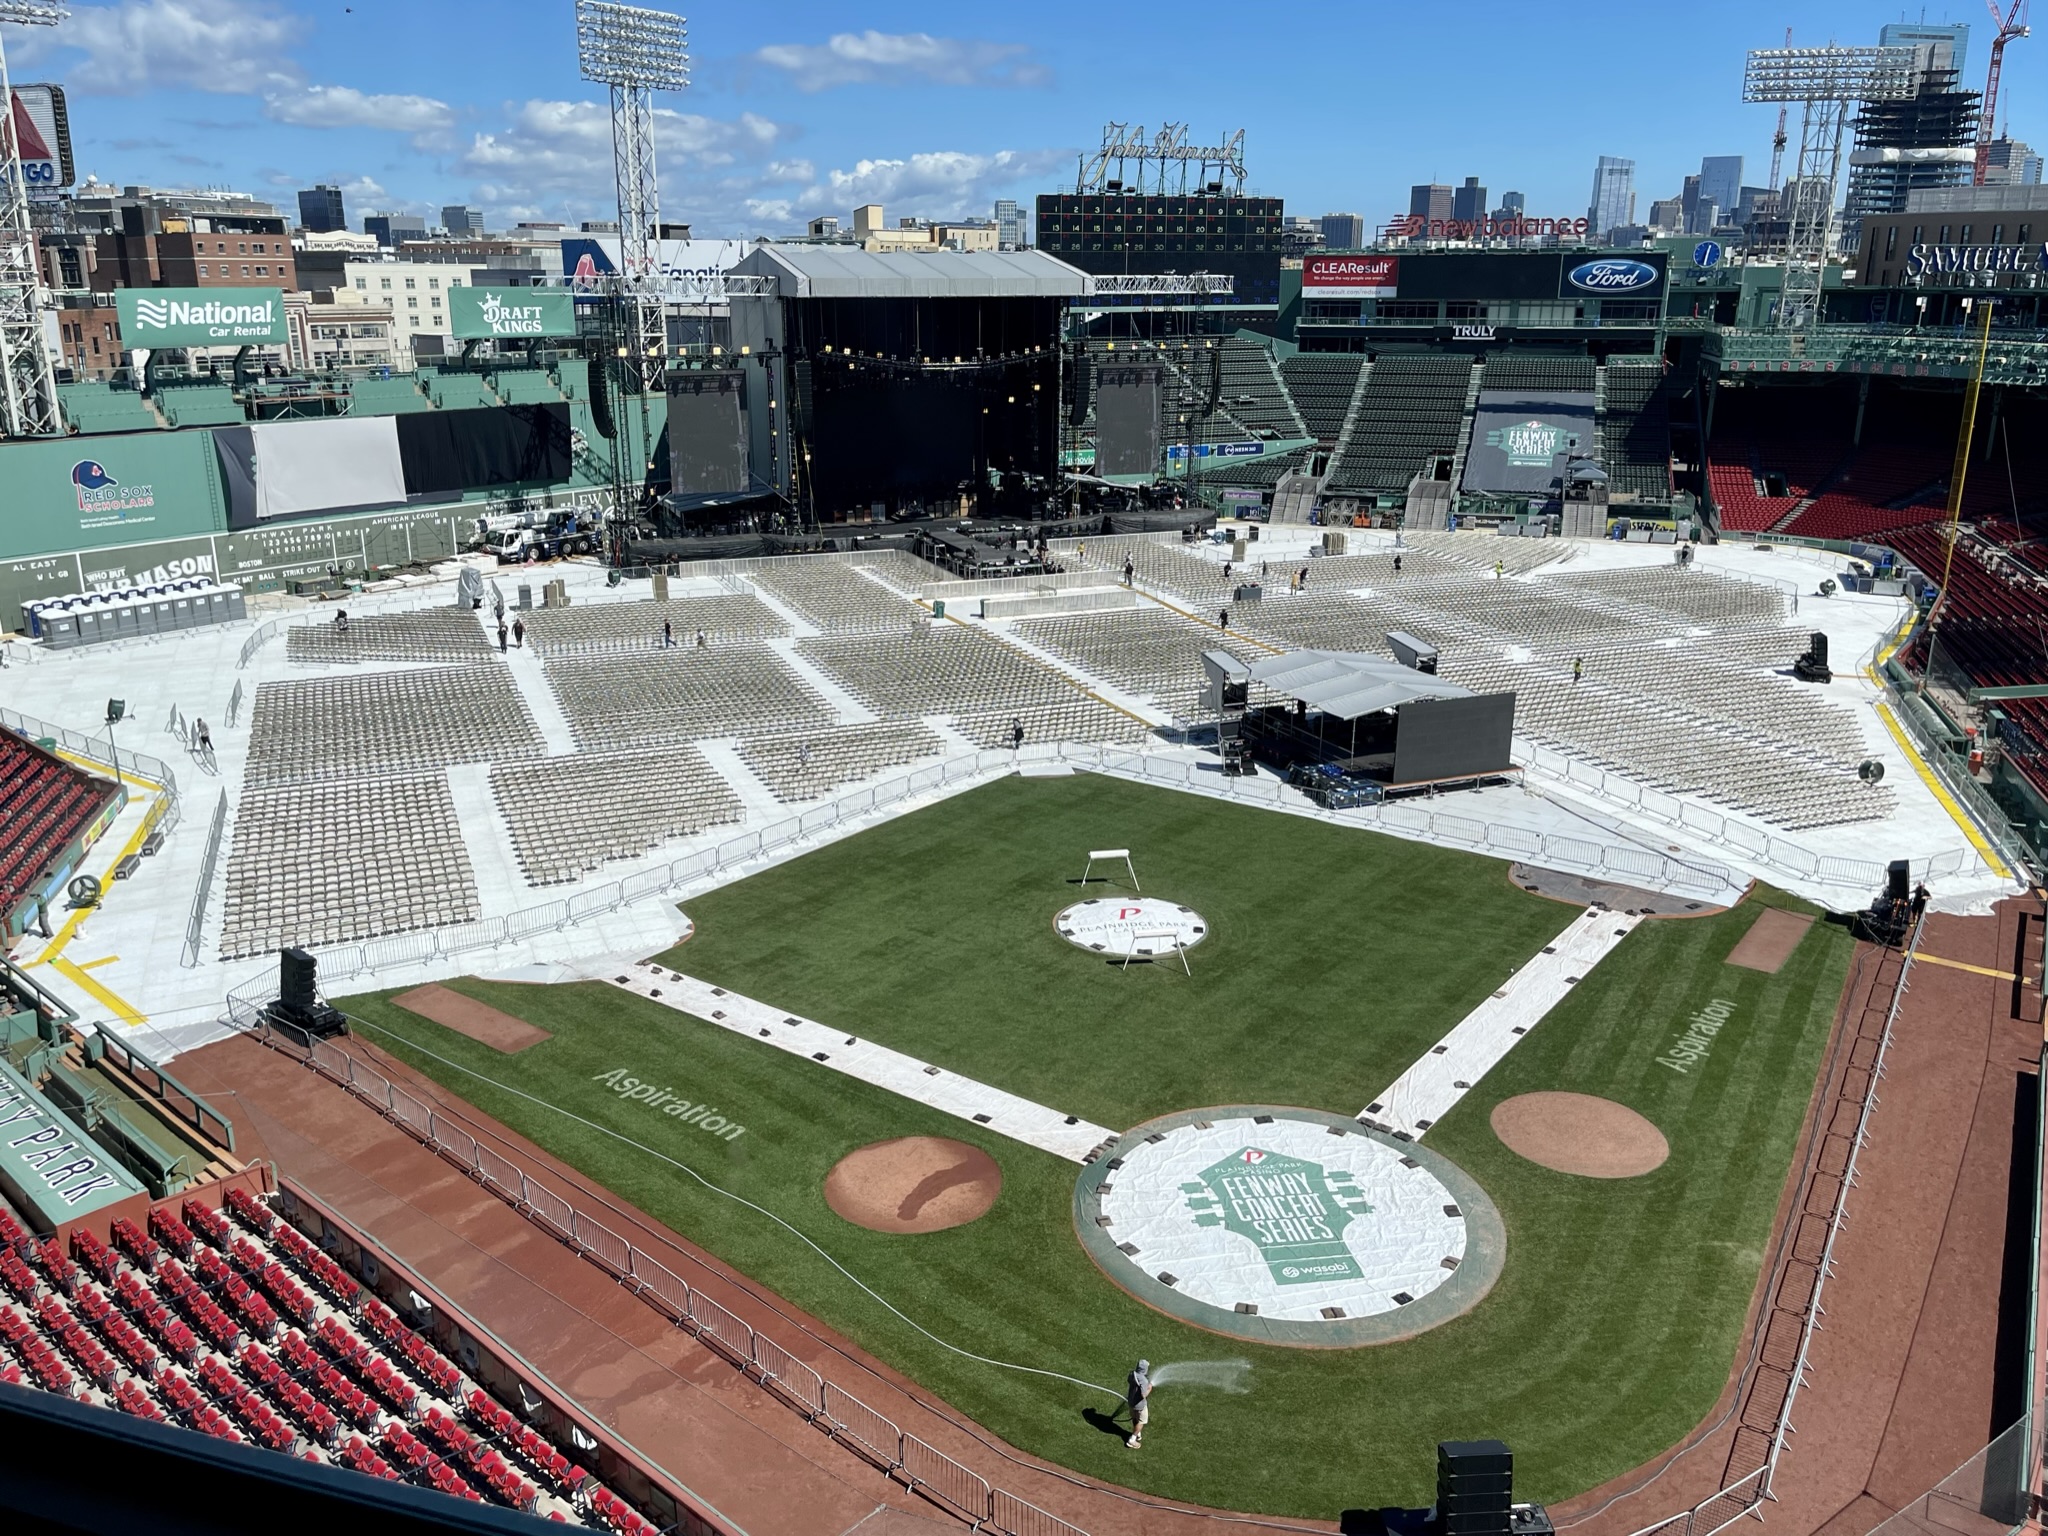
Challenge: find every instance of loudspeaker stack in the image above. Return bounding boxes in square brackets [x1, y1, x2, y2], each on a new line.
[1437, 1439, 1513, 1536]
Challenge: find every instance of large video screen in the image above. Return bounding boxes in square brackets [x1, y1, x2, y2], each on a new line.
[1392, 693, 1516, 785]
[666, 371, 750, 495]
[1460, 390, 1596, 496]
[1095, 364, 1161, 478]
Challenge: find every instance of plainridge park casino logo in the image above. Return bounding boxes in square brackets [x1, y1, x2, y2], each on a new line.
[1081, 1111, 1497, 1342]
[1054, 898, 1207, 958]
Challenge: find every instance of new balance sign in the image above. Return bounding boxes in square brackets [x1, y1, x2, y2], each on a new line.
[117, 287, 286, 347]
[450, 286, 576, 340]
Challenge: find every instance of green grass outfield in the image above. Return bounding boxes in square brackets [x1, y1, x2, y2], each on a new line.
[340, 774, 1852, 1515]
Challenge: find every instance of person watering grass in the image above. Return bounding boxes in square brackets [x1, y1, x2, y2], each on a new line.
[1124, 1358, 1152, 1449]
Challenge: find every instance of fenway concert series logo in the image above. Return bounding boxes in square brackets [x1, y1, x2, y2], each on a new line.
[70, 460, 156, 520]
[1487, 419, 1578, 467]
[1182, 1146, 1373, 1285]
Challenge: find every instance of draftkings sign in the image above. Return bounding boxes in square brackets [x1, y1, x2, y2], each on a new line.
[449, 287, 577, 340]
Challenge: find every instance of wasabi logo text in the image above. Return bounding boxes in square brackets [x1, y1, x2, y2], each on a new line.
[1658, 998, 1735, 1074]
[592, 1068, 745, 1140]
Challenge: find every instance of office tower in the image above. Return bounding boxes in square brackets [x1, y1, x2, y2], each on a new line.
[1879, 21, 1969, 80]
[441, 204, 486, 237]
[1451, 176, 1488, 225]
[1319, 212, 1364, 248]
[298, 184, 345, 234]
[993, 199, 1024, 248]
[1409, 183, 1453, 227]
[1698, 157, 1743, 221]
[1587, 156, 1636, 238]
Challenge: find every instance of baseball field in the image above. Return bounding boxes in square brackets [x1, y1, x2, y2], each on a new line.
[339, 773, 1851, 1515]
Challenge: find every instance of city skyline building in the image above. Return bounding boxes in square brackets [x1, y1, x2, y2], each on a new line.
[994, 198, 1025, 249]
[1409, 183, 1453, 227]
[297, 185, 344, 234]
[1451, 176, 1488, 225]
[1588, 155, 1636, 238]
[441, 204, 486, 237]
[1320, 211, 1364, 249]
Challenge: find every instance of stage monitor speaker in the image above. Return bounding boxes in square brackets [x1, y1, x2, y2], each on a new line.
[1886, 859, 1911, 903]
[1438, 1440, 1512, 1536]
[1807, 631, 1829, 668]
[279, 947, 317, 1015]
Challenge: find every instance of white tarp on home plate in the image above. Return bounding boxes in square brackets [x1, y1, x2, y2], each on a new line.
[1097, 1116, 1467, 1321]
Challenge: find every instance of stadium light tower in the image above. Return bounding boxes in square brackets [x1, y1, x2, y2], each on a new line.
[0, 2, 66, 440]
[576, 0, 688, 393]
[1743, 44, 1918, 330]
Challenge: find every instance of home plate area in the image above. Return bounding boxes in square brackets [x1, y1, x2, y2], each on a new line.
[1054, 896, 1207, 958]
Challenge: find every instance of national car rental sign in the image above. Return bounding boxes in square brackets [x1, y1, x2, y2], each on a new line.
[116, 288, 287, 348]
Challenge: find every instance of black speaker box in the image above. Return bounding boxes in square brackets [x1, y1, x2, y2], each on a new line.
[1807, 631, 1829, 667]
[1886, 859, 1911, 903]
[1441, 1512, 1512, 1535]
[1439, 1440, 1512, 1476]
[279, 947, 317, 1015]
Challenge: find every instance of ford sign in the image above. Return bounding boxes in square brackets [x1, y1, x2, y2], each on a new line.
[1563, 258, 1661, 295]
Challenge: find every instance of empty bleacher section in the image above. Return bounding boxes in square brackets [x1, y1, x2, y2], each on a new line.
[798, 626, 1147, 744]
[1599, 360, 1672, 500]
[1213, 337, 1310, 440]
[1277, 354, 1366, 442]
[155, 384, 245, 430]
[1480, 352, 1596, 394]
[416, 368, 498, 412]
[1324, 355, 1474, 495]
[285, 610, 494, 666]
[57, 382, 158, 434]
[244, 667, 543, 787]
[490, 749, 743, 884]
[517, 594, 789, 655]
[543, 645, 835, 749]
[1704, 383, 1854, 533]
[219, 775, 479, 956]
[1, 734, 123, 941]
[736, 722, 946, 803]
[0, 1183, 666, 1528]
[345, 376, 432, 415]
[488, 370, 567, 407]
[746, 559, 923, 631]
[1779, 385, 1956, 541]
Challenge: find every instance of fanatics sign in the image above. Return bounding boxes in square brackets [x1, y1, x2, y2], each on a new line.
[1302, 253, 1399, 298]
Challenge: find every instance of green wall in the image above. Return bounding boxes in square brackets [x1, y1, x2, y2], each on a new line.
[2, 431, 227, 559]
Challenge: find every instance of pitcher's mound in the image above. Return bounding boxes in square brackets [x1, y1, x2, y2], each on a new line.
[825, 1138, 1001, 1233]
[1491, 1092, 1669, 1179]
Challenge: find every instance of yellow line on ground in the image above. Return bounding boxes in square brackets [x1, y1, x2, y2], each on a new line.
[77, 956, 120, 971]
[1910, 951, 2034, 984]
[27, 789, 165, 967]
[1870, 698, 2011, 880]
[49, 956, 147, 1027]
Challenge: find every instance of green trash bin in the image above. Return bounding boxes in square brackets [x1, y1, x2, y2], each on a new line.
[932, 600, 946, 620]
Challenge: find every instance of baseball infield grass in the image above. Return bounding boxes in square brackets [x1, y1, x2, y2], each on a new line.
[340, 774, 1850, 1516]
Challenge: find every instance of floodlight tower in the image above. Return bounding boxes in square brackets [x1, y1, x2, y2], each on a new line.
[1743, 44, 1918, 330]
[576, 0, 688, 393]
[0, 2, 66, 440]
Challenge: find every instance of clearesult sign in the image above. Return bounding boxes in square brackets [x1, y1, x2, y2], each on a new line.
[449, 286, 577, 340]
[1302, 253, 1399, 298]
[117, 287, 286, 348]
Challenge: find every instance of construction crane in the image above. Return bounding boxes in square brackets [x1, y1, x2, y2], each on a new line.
[1768, 27, 1791, 189]
[1975, 0, 2031, 184]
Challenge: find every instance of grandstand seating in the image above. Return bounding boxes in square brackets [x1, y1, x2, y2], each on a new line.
[58, 382, 159, 434]
[244, 666, 543, 787]
[554, 359, 591, 400]
[1704, 383, 1853, 533]
[491, 369, 568, 407]
[0, 1185, 657, 1527]
[736, 722, 945, 802]
[285, 610, 494, 666]
[1480, 352, 1595, 394]
[1278, 354, 1366, 443]
[1324, 355, 1474, 495]
[1213, 338, 1309, 440]
[1600, 360, 1673, 501]
[346, 376, 432, 415]
[0, 732, 121, 928]
[417, 369, 499, 412]
[489, 748, 745, 884]
[543, 644, 836, 749]
[519, 593, 790, 656]
[218, 773, 481, 957]
[156, 384, 245, 429]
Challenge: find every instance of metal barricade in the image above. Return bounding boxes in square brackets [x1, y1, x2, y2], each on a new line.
[426, 1113, 477, 1167]
[387, 1085, 434, 1141]
[902, 1433, 993, 1523]
[749, 1333, 824, 1418]
[628, 1251, 691, 1323]
[820, 1382, 903, 1471]
[990, 1489, 1089, 1536]
[525, 1180, 575, 1239]
[571, 1212, 633, 1279]
[474, 1144, 526, 1202]
[684, 1289, 755, 1366]
[346, 1058, 391, 1106]
[308, 1038, 351, 1084]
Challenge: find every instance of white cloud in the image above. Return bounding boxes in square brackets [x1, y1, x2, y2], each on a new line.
[265, 86, 455, 148]
[801, 149, 1068, 221]
[459, 99, 786, 216]
[17, 0, 303, 96]
[752, 31, 1048, 92]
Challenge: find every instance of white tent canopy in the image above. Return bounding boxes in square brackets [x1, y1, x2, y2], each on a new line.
[1247, 650, 1473, 721]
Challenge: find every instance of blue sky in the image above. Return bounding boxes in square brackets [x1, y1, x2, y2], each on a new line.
[10, 0, 2041, 235]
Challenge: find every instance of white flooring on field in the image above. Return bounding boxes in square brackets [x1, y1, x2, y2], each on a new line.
[0, 531, 2018, 1068]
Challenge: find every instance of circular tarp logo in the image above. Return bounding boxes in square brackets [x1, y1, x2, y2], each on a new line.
[1055, 898, 1206, 958]
[1074, 1107, 1504, 1346]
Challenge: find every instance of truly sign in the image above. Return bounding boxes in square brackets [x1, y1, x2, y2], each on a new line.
[116, 287, 287, 347]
